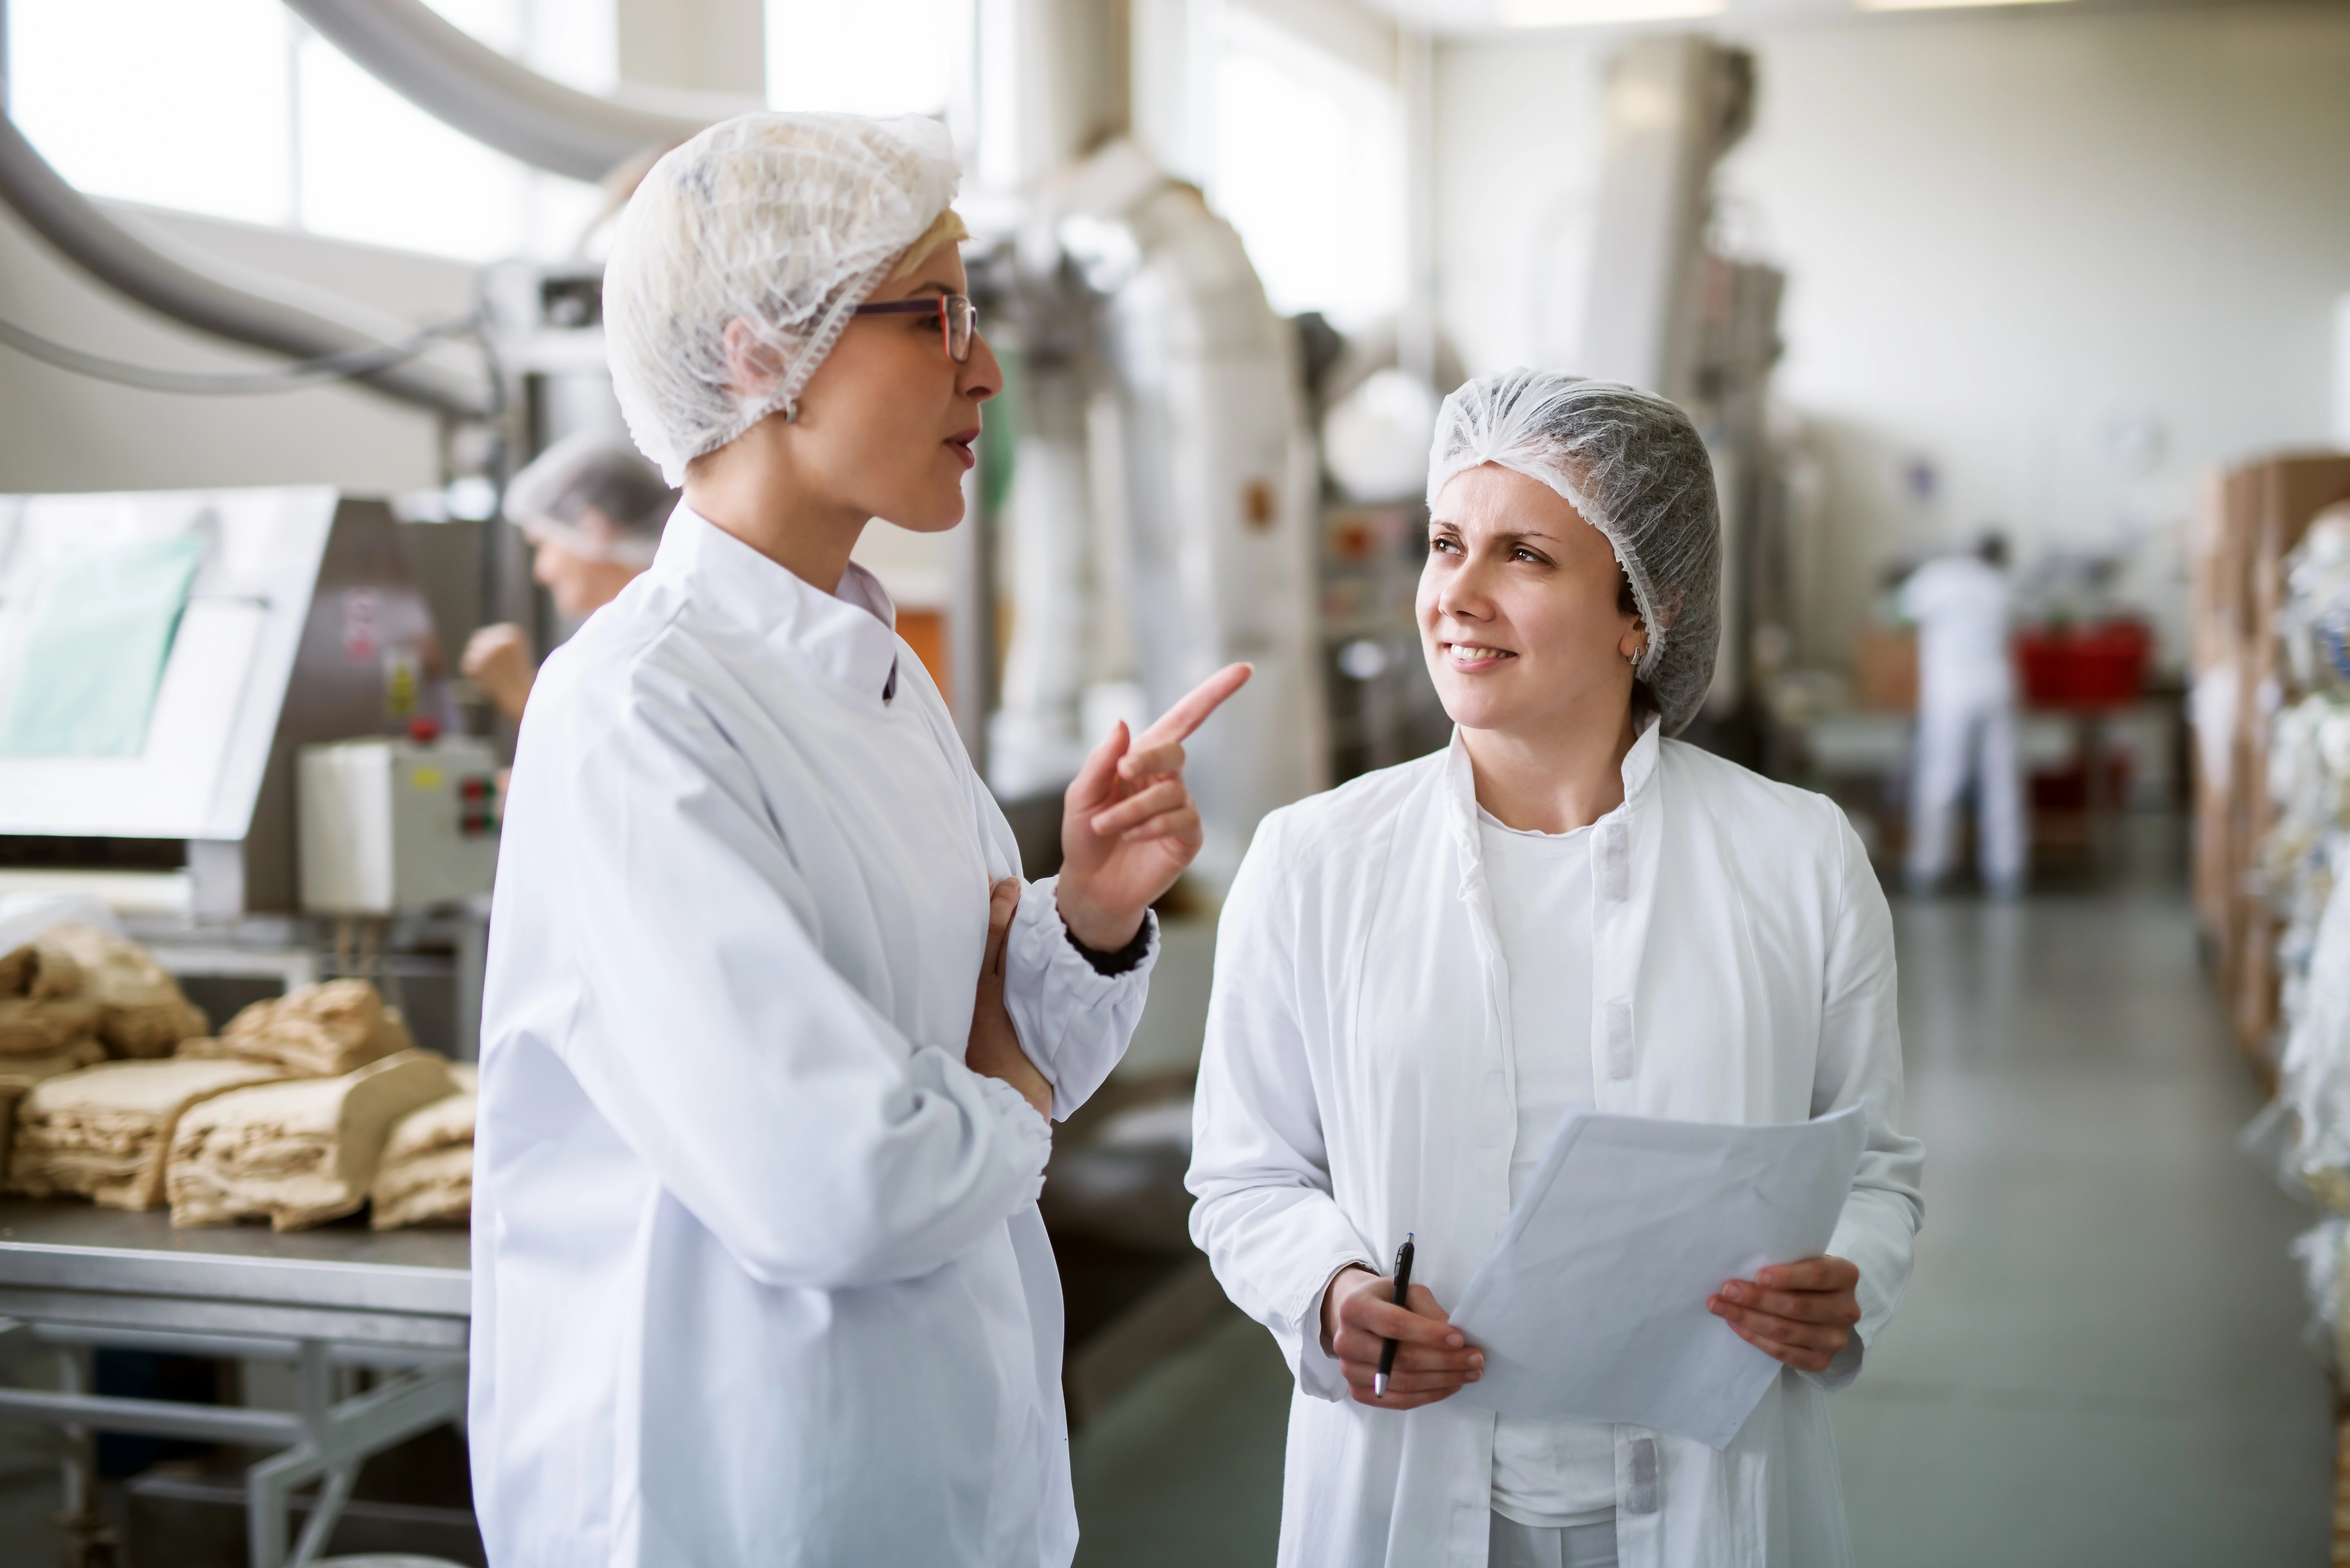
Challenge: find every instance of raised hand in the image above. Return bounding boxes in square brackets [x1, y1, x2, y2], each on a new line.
[1055, 663, 1251, 951]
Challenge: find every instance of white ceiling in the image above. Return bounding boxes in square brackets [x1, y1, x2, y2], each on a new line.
[1353, 0, 2267, 38]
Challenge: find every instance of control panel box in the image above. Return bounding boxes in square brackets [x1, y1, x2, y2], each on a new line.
[298, 735, 499, 916]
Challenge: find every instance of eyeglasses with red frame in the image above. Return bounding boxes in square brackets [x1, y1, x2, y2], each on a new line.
[850, 293, 978, 364]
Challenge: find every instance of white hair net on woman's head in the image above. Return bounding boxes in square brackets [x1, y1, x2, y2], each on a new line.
[1426, 369, 1723, 735]
[602, 111, 961, 484]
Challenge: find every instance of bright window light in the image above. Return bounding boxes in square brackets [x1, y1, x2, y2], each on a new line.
[295, 30, 529, 261]
[766, 0, 960, 116]
[7, 0, 292, 227]
[6, 0, 605, 261]
[1499, 0, 1727, 24]
[1210, 7, 1405, 329]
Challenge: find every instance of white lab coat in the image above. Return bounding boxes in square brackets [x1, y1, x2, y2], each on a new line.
[1186, 724, 1923, 1568]
[471, 505, 1154, 1568]
[1899, 555, 2023, 888]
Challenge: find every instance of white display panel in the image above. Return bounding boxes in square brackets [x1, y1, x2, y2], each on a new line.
[0, 487, 335, 839]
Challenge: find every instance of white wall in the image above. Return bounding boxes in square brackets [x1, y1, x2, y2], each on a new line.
[0, 199, 473, 495]
[1435, 4, 2350, 668]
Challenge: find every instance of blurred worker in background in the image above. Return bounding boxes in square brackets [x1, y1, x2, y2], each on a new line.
[1902, 531, 2024, 897]
[458, 432, 677, 725]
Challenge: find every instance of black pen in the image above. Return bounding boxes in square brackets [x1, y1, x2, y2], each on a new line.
[1374, 1233, 1415, 1399]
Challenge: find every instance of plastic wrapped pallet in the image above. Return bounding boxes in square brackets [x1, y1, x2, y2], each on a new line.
[8, 1058, 290, 1209]
[167, 1050, 455, 1232]
[179, 979, 413, 1077]
[369, 1063, 476, 1229]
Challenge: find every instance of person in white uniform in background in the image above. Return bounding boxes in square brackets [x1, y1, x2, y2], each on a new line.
[459, 433, 678, 725]
[471, 112, 1247, 1568]
[1901, 532, 2025, 898]
[1187, 371, 1924, 1568]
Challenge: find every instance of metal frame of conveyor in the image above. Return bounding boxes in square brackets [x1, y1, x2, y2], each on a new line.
[0, 1201, 470, 1568]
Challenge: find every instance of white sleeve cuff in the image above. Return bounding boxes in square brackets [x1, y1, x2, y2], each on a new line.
[967, 1069, 1053, 1206]
[1001, 875, 1159, 1120]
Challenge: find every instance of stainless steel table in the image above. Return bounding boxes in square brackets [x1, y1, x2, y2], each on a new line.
[0, 1201, 470, 1568]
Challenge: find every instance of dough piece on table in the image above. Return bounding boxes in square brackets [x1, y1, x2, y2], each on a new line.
[33, 924, 208, 1058]
[0, 997, 103, 1057]
[0, 940, 80, 1000]
[0, 1039, 107, 1187]
[370, 1080, 478, 1229]
[169, 1051, 454, 1232]
[188, 979, 414, 1077]
[9, 1058, 290, 1209]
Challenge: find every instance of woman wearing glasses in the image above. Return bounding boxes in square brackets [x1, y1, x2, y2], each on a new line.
[470, 114, 1245, 1568]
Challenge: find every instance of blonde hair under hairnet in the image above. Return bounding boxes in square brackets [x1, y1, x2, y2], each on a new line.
[602, 112, 961, 484]
[1427, 369, 1722, 735]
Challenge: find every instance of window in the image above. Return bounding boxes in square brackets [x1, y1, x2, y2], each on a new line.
[1209, 5, 1405, 329]
[765, 0, 962, 117]
[6, 0, 609, 262]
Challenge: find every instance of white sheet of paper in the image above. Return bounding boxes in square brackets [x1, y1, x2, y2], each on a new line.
[1447, 1105, 1867, 1449]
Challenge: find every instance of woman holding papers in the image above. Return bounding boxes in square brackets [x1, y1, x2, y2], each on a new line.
[1187, 370, 1924, 1568]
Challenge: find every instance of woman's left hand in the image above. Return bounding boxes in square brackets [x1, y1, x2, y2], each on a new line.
[1707, 1256, 1863, 1374]
[1055, 663, 1252, 951]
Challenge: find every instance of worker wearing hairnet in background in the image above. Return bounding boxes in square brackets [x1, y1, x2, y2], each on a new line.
[469, 112, 1247, 1568]
[1187, 370, 1923, 1568]
[1901, 532, 2025, 897]
[458, 433, 677, 725]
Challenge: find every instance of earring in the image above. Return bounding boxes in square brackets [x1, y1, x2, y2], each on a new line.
[1626, 647, 1642, 667]
[782, 398, 800, 424]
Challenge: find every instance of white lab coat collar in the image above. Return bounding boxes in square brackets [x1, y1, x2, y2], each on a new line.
[650, 502, 901, 703]
[1439, 714, 1664, 897]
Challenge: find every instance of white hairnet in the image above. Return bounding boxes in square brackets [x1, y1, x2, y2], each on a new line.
[504, 433, 678, 569]
[1426, 369, 1722, 735]
[602, 112, 961, 484]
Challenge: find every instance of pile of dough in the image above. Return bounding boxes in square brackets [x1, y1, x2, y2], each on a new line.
[33, 924, 209, 1058]
[182, 979, 414, 1077]
[8, 1058, 290, 1209]
[0, 937, 100, 1058]
[0, 1040, 109, 1181]
[168, 1051, 455, 1232]
[370, 1064, 478, 1230]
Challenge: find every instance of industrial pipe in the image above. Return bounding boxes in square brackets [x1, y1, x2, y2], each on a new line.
[280, 0, 711, 183]
[0, 112, 491, 418]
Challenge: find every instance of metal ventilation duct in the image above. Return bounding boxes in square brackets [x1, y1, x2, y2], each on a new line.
[0, 112, 490, 418]
[280, 0, 711, 182]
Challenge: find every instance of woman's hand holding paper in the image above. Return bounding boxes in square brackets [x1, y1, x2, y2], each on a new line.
[1707, 1255, 1862, 1374]
[1321, 1265, 1485, 1410]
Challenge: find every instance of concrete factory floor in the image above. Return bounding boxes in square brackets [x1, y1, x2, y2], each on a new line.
[1069, 820, 2335, 1568]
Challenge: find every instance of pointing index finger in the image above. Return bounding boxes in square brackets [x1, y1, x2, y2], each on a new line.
[1135, 663, 1252, 749]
